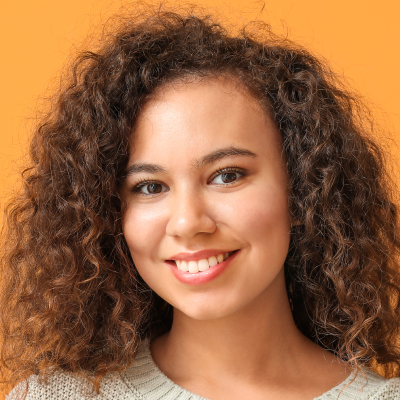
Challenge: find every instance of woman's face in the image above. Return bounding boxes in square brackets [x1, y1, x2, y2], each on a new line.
[121, 77, 292, 321]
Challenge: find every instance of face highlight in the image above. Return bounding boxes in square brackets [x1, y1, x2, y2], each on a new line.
[121, 77, 292, 321]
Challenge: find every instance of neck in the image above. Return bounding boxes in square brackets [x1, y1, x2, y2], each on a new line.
[150, 269, 314, 382]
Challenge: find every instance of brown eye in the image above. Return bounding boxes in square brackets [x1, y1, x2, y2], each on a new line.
[147, 183, 162, 194]
[133, 181, 168, 196]
[221, 173, 237, 183]
[210, 169, 244, 185]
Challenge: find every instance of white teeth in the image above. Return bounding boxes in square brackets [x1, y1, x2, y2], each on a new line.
[175, 251, 234, 273]
[188, 261, 199, 273]
[198, 259, 210, 272]
[208, 256, 218, 267]
[180, 260, 189, 272]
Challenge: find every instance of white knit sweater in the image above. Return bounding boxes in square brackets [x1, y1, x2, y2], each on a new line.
[6, 339, 400, 399]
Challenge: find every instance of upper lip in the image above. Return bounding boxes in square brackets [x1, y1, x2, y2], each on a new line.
[168, 249, 236, 262]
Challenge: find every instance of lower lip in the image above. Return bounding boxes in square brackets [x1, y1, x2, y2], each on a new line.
[165, 250, 240, 286]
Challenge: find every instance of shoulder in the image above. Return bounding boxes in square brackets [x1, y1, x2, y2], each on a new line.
[6, 372, 94, 400]
[369, 375, 400, 399]
[6, 368, 142, 400]
[5, 339, 165, 400]
[326, 368, 400, 400]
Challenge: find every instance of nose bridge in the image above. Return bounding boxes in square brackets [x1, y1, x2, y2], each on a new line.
[166, 183, 216, 238]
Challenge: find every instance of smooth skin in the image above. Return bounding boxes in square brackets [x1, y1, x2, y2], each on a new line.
[120, 76, 349, 400]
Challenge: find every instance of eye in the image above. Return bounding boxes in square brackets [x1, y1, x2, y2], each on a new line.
[209, 167, 246, 185]
[132, 181, 169, 196]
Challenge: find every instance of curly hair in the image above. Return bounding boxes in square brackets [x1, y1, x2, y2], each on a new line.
[1, 5, 400, 398]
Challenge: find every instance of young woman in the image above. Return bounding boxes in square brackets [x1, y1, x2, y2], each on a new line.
[2, 8, 400, 400]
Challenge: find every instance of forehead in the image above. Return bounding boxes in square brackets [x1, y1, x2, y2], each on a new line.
[130, 76, 281, 160]
[137, 75, 267, 123]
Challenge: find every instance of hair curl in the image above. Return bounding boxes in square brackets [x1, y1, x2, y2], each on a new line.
[1, 5, 400, 398]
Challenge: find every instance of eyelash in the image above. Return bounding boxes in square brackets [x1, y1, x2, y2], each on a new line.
[130, 166, 247, 197]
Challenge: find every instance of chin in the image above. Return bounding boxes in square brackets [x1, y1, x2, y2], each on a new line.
[176, 301, 241, 322]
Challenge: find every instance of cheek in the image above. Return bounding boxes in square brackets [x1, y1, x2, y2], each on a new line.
[215, 184, 291, 242]
[122, 204, 166, 264]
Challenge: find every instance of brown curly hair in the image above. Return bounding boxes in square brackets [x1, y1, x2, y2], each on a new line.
[1, 5, 400, 398]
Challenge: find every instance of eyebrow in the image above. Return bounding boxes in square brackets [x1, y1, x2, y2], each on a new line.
[123, 146, 257, 177]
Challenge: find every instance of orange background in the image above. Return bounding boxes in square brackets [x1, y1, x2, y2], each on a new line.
[0, 0, 399, 396]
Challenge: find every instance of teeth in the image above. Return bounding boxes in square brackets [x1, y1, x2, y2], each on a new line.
[175, 251, 234, 273]
[208, 256, 218, 267]
[188, 261, 199, 273]
[180, 260, 189, 272]
[198, 259, 209, 272]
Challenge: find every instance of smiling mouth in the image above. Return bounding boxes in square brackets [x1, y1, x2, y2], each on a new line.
[170, 251, 237, 274]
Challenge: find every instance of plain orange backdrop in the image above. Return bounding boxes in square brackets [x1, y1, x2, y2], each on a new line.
[0, 1, 399, 397]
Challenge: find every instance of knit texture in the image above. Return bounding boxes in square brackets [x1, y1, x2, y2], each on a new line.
[6, 339, 400, 399]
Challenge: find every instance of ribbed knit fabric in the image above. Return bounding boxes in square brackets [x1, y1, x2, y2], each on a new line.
[6, 339, 400, 399]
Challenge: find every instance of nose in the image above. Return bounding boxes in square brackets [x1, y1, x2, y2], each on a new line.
[165, 190, 217, 239]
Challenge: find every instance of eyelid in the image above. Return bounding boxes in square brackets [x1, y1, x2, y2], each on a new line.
[130, 165, 248, 196]
[208, 166, 247, 184]
[130, 179, 168, 197]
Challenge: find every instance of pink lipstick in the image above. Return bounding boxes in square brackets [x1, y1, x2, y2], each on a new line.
[164, 250, 240, 285]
